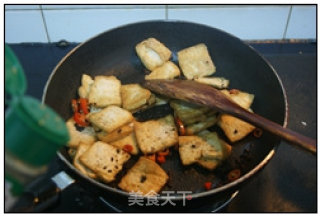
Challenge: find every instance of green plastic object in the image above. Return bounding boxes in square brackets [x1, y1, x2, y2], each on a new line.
[5, 44, 69, 167]
[5, 44, 27, 97]
[5, 96, 69, 166]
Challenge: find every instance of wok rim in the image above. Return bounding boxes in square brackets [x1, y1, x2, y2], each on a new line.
[42, 20, 289, 201]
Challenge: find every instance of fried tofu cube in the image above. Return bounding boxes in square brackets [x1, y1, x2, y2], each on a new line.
[220, 89, 254, 110]
[178, 136, 206, 165]
[218, 114, 255, 142]
[88, 76, 121, 107]
[80, 141, 131, 183]
[121, 84, 152, 112]
[198, 131, 231, 160]
[110, 132, 140, 155]
[136, 38, 172, 71]
[178, 43, 216, 79]
[134, 115, 178, 154]
[145, 61, 180, 80]
[196, 131, 232, 170]
[66, 118, 96, 148]
[170, 100, 210, 125]
[185, 114, 218, 135]
[88, 105, 134, 133]
[78, 74, 94, 98]
[97, 122, 134, 143]
[218, 89, 255, 142]
[118, 157, 168, 195]
[178, 131, 231, 170]
[194, 77, 229, 89]
[73, 142, 97, 179]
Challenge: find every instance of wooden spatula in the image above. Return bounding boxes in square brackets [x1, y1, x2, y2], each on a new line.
[143, 79, 316, 154]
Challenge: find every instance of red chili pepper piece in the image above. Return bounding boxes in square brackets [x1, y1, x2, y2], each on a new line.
[79, 98, 89, 115]
[123, 144, 133, 153]
[229, 89, 240, 94]
[73, 112, 88, 127]
[227, 169, 241, 182]
[156, 155, 166, 164]
[146, 154, 156, 162]
[71, 99, 78, 113]
[204, 182, 212, 190]
[175, 117, 186, 136]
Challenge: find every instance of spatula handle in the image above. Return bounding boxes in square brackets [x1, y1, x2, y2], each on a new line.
[230, 108, 317, 154]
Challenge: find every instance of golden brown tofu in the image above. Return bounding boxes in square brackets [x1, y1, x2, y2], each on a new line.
[218, 114, 255, 142]
[178, 136, 206, 165]
[80, 141, 130, 183]
[134, 115, 178, 154]
[96, 122, 134, 143]
[118, 157, 168, 195]
[194, 77, 229, 89]
[110, 132, 140, 155]
[66, 118, 96, 148]
[121, 84, 152, 112]
[135, 38, 172, 71]
[145, 61, 180, 80]
[196, 131, 232, 170]
[185, 114, 218, 135]
[78, 74, 94, 98]
[88, 76, 122, 107]
[73, 142, 97, 179]
[88, 105, 134, 133]
[220, 89, 254, 110]
[178, 43, 216, 79]
[218, 89, 255, 142]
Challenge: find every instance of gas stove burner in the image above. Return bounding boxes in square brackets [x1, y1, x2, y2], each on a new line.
[98, 191, 239, 213]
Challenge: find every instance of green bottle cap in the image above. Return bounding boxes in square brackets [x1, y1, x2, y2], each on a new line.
[5, 44, 69, 166]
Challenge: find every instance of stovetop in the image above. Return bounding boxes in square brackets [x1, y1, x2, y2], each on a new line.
[7, 41, 317, 213]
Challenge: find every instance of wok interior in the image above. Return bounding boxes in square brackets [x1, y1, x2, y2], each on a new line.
[44, 21, 286, 196]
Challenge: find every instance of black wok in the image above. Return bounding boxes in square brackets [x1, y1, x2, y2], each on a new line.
[42, 20, 287, 211]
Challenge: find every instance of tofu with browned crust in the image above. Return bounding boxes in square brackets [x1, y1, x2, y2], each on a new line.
[88, 105, 134, 133]
[118, 157, 168, 195]
[145, 61, 180, 80]
[73, 142, 97, 179]
[178, 136, 206, 165]
[218, 89, 255, 142]
[185, 113, 218, 135]
[110, 132, 140, 155]
[170, 100, 210, 125]
[220, 89, 254, 110]
[178, 131, 232, 170]
[218, 114, 255, 143]
[196, 131, 232, 170]
[80, 141, 131, 183]
[135, 38, 172, 71]
[88, 76, 121, 107]
[96, 122, 134, 143]
[194, 77, 229, 89]
[198, 130, 231, 160]
[134, 115, 178, 154]
[178, 43, 216, 79]
[78, 74, 94, 98]
[66, 118, 96, 148]
[121, 84, 153, 112]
